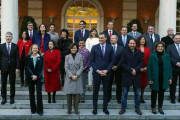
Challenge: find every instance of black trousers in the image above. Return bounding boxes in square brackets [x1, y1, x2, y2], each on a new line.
[151, 89, 165, 108]
[1, 67, 16, 99]
[28, 80, 43, 113]
[170, 72, 180, 100]
[109, 69, 122, 101]
[93, 74, 111, 108]
[20, 61, 25, 84]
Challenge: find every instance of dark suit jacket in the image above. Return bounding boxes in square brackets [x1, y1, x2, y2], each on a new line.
[104, 30, 118, 44]
[25, 55, 44, 84]
[161, 35, 174, 50]
[166, 44, 180, 73]
[26, 30, 38, 44]
[90, 43, 114, 76]
[0, 43, 20, 71]
[119, 48, 143, 87]
[143, 33, 160, 52]
[74, 29, 90, 44]
[117, 35, 132, 48]
[113, 45, 123, 68]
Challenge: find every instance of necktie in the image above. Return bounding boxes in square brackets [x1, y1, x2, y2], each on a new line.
[30, 31, 33, 40]
[150, 34, 153, 43]
[81, 30, 84, 38]
[109, 30, 112, 38]
[123, 36, 126, 47]
[102, 45, 104, 57]
[178, 45, 180, 56]
[7, 43, 10, 55]
[133, 33, 136, 38]
[113, 46, 116, 56]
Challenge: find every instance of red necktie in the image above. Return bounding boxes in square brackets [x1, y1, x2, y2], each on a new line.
[109, 30, 112, 38]
[81, 30, 84, 38]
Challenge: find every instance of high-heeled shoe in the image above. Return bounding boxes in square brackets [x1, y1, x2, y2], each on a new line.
[158, 107, 164, 114]
[152, 108, 157, 114]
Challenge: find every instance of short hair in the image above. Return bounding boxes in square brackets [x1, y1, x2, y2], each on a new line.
[27, 21, 34, 26]
[132, 23, 137, 26]
[49, 24, 55, 27]
[167, 28, 174, 32]
[136, 36, 148, 47]
[79, 20, 86, 25]
[99, 32, 107, 38]
[48, 40, 58, 49]
[128, 38, 136, 44]
[121, 26, 127, 30]
[61, 29, 69, 38]
[6, 32, 13, 37]
[38, 24, 47, 34]
[173, 34, 180, 39]
[28, 44, 41, 55]
[107, 21, 113, 25]
[89, 28, 99, 38]
[148, 25, 155, 30]
[153, 41, 165, 52]
[78, 38, 85, 43]
[68, 43, 79, 54]
[111, 35, 118, 40]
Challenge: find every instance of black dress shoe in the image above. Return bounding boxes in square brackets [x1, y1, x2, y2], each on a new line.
[92, 108, 97, 115]
[117, 100, 121, 104]
[20, 83, 24, 87]
[1, 99, 7, 105]
[38, 113, 43, 116]
[31, 111, 36, 114]
[10, 99, 15, 104]
[152, 108, 157, 114]
[171, 99, 176, 104]
[103, 108, 109, 115]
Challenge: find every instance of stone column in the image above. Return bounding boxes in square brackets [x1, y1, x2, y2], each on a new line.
[158, 0, 177, 38]
[1, 0, 19, 43]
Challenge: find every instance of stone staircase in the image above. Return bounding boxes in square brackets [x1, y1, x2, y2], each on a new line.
[0, 78, 180, 120]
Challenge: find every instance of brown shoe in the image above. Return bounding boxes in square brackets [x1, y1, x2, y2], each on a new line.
[135, 109, 142, 115]
[119, 109, 126, 115]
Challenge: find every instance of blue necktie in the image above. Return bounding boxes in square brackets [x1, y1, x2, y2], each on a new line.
[123, 36, 126, 47]
[178, 45, 180, 56]
[7, 43, 10, 55]
[113, 46, 116, 56]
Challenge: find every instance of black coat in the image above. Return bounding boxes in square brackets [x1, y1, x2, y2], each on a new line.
[25, 55, 44, 84]
[119, 48, 143, 87]
[161, 35, 174, 50]
[104, 30, 118, 44]
[0, 43, 20, 71]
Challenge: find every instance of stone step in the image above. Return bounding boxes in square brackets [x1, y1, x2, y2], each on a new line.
[0, 109, 179, 120]
[0, 91, 177, 100]
[0, 100, 179, 110]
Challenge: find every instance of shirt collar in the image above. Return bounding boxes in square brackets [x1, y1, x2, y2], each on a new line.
[30, 54, 40, 58]
[108, 29, 113, 32]
[6, 42, 12, 45]
[111, 44, 117, 47]
[132, 31, 136, 34]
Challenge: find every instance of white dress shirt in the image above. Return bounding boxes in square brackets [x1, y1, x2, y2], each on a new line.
[149, 34, 155, 43]
[108, 29, 113, 36]
[28, 30, 33, 37]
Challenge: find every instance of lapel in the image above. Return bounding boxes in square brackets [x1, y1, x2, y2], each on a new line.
[104, 44, 108, 59]
[115, 45, 120, 57]
[3, 43, 9, 56]
[98, 44, 103, 58]
[119, 36, 124, 46]
[35, 56, 41, 70]
[146, 34, 151, 41]
[172, 44, 180, 57]
[30, 57, 35, 70]
[10, 43, 15, 56]
[69, 54, 79, 69]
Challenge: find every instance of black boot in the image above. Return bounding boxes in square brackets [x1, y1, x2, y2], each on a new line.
[52, 92, 56, 103]
[48, 92, 51, 103]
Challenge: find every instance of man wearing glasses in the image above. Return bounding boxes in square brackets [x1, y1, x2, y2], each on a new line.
[26, 21, 38, 44]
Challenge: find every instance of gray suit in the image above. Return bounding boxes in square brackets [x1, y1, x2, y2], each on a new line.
[47, 31, 59, 43]
[63, 53, 83, 94]
[127, 31, 142, 40]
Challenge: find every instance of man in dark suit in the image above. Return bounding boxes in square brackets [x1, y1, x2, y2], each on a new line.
[166, 34, 180, 104]
[104, 21, 118, 44]
[109, 35, 123, 104]
[90, 32, 114, 115]
[119, 39, 143, 115]
[143, 25, 160, 52]
[0, 32, 20, 105]
[118, 26, 132, 48]
[26, 21, 38, 44]
[127, 23, 142, 40]
[74, 20, 90, 44]
[161, 28, 174, 50]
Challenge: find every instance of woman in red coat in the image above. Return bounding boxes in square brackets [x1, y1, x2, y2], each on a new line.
[136, 36, 151, 103]
[44, 40, 61, 103]
[17, 31, 32, 87]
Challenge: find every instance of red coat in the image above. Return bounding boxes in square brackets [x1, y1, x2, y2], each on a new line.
[17, 39, 32, 60]
[136, 47, 151, 87]
[44, 49, 61, 92]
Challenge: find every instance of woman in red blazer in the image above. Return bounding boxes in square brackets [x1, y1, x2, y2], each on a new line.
[17, 31, 32, 87]
[44, 40, 61, 103]
[136, 36, 151, 103]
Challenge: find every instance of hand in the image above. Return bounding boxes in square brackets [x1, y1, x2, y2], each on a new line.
[83, 66, 87, 70]
[47, 69, 52, 72]
[149, 81, 154, 84]
[32, 75, 37, 81]
[102, 70, 108, 76]
[41, 53, 44, 56]
[97, 70, 103, 76]
[143, 67, 147, 72]
[72, 75, 77, 80]
[131, 68, 136, 76]
[169, 79, 172, 84]
[15, 69, 19, 74]
[112, 66, 118, 71]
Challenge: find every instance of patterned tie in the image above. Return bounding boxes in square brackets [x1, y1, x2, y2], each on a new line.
[7, 43, 10, 55]
[102, 45, 104, 57]
[30, 31, 33, 40]
[81, 30, 84, 38]
[109, 30, 112, 38]
[178, 44, 180, 56]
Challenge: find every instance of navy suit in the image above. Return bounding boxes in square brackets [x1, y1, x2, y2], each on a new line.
[74, 29, 90, 44]
[143, 33, 160, 52]
[90, 43, 114, 108]
[103, 30, 118, 44]
[25, 54, 44, 114]
[26, 30, 38, 44]
[117, 35, 132, 48]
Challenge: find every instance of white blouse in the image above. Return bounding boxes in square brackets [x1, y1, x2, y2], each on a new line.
[85, 38, 99, 52]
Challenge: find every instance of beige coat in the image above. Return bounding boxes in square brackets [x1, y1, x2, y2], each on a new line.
[63, 53, 83, 94]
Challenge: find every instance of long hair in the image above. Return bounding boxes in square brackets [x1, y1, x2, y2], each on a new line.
[136, 36, 148, 47]
[61, 29, 69, 38]
[28, 44, 41, 55]
[48, 40, 58, 49]
[88, 28, 99, 38]
[153, 41, 165, 52]
[21, 31, 28, 40]
[68, 43, 78, 54]
[38, 24, 47, 34]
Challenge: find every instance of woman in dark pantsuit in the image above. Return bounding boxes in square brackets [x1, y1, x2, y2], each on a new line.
[25, 44, 44, 116]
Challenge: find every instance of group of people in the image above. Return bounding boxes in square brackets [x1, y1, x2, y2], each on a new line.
[0, 20, 179, 116]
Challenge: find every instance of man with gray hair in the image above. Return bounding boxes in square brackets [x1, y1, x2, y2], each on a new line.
[161, 28, 174, 49]
[143, 25, 160, 52]
[0, 32, 20, 105]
